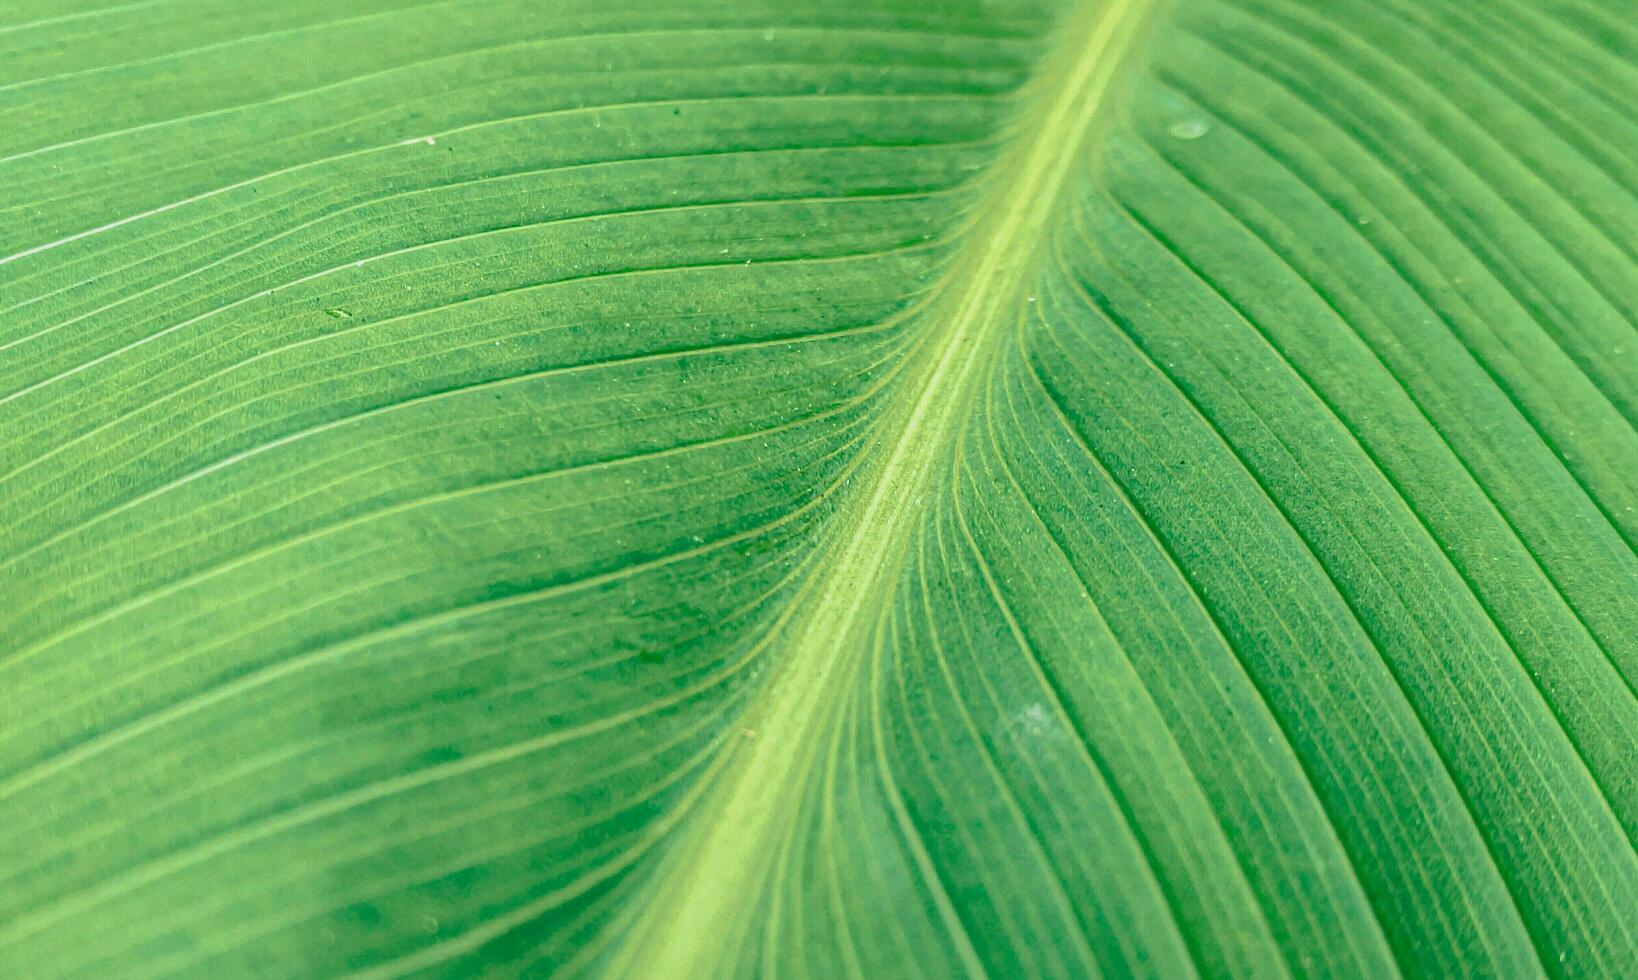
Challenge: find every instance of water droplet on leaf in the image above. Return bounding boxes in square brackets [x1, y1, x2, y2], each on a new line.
[1168, 119, 1209, 140]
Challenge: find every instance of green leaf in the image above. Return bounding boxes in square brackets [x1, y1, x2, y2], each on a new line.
[2, 0, 1634, 975]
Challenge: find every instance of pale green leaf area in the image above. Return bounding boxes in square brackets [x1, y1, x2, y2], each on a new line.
[0, 0, 1634, 975]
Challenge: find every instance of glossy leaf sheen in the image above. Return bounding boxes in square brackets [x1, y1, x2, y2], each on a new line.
[2, 0, 1635, 976]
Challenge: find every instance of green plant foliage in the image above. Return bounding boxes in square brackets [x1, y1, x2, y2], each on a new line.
[2, 0, 1634, 975]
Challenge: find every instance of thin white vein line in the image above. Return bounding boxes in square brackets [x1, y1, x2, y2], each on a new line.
[3, 25, 1024, 165]
[0, 90, 989, 268]
[1115, 153, 1638, 760]
[0, 0, 173, 37]
[3, 307, 926, 675]
[952, 429, 1204, 974]
[870, 606, 990, 979]
[1, 300, 895, 590]
[0, 258, 935, 647]
[72, 545, 828, 976]
[3, 521, 823, 901]
[0, 0, 472, 95]
[986, 359, 1298, 974]
[0, 134, 972, 338]
[1160, 44, 1638, 549]
[111, 711, 729, 977]
[335, 735, 737, 980]
[932, 493, 1113, 971]
[1145, 75, 1638, 689]
[0, 235, 933, 444]
[0, 189, 942, 478]
[350, 477, 882, 977]
[0, 257, 932, 588]
[1025, 280, 1413, 961]
[0, 361, 884, 672]
[0, 421, 891, 951]
[1055, 219, 1539, 964]
[0, 296, 910, 579]
[0, 394, 883, 787]
[2, 399, 873, 762]
[1217, 0, 1638, 321]
[0, 574, 776, 952]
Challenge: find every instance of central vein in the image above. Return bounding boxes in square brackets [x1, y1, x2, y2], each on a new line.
[614, 0, 1163, 970]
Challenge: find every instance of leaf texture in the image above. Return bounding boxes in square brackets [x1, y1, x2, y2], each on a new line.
[1, 0, 1634, 976]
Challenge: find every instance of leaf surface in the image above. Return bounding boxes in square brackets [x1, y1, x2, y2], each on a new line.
[1, 0, 1635, 976]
